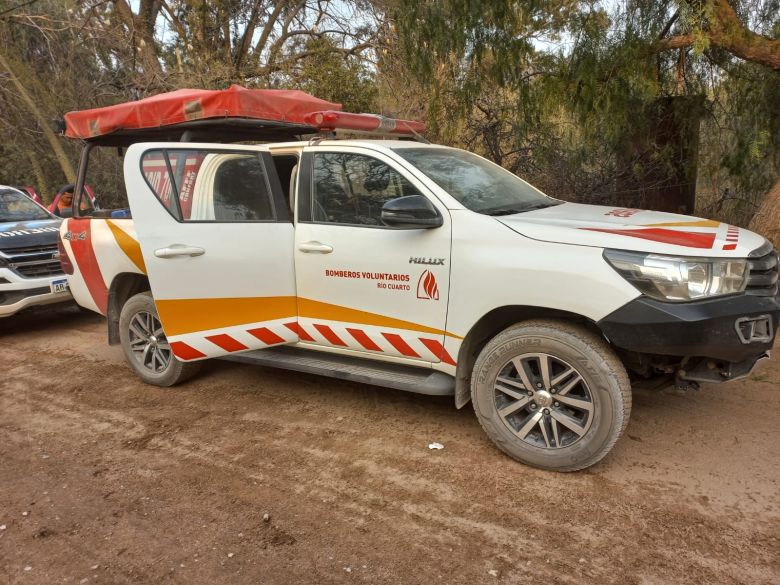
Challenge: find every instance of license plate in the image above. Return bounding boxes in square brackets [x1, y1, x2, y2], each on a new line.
[51, 278, 69, 294]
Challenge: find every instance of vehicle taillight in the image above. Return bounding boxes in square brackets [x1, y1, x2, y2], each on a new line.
[58, 237, 74, 275]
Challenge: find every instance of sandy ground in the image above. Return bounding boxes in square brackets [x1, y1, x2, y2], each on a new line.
[1, 305, 778, 585]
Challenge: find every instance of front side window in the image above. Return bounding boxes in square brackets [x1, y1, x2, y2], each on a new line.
[0, 189, 51, 222]
[312, 153, 421, 226]
[141, 149, 275, 222]
[394, 147, 560, 215]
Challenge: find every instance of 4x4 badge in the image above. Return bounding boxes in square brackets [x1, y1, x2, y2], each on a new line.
[409, 256, 445, 265]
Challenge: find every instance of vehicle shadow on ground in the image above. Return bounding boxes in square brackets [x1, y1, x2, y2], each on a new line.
[0, 304, 102, 338]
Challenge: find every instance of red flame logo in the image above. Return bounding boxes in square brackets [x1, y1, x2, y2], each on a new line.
[417, 270, 440, 300]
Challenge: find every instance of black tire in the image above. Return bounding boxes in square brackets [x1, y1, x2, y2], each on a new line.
[119, 291, 201, 386]
[471, 319, 631, 472]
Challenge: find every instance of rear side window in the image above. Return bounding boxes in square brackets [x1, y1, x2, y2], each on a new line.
[141, 149, 276, 222]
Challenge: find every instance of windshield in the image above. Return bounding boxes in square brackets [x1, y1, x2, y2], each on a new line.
[394, 147, 559, 215]
[0, 189, 51, 222]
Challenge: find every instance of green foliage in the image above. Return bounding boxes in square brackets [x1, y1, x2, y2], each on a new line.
[292, 38, 378, 113]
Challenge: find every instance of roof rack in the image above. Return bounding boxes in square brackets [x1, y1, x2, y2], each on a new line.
[60, 85, 427, 146]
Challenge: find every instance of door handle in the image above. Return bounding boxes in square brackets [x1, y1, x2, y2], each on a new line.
[298, 241, 333, 254]
[154, 245, 205, 259]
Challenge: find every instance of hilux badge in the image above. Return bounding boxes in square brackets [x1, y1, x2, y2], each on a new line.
[409, 256, 445, 265]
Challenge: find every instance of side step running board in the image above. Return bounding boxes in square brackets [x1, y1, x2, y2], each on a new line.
[221, 346, 455, 396]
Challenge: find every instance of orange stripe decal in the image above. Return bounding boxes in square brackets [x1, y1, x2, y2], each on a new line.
[314, 324, 347, 346]
[419, 338, 456, 366]
[347, 328, 382, 351]
[248, 327, 285, 345]
[382, 333, 420, 358]
[106, 219, 146, 274]
[205, 333, 248, 352]
[643, 220, 720, 228]
[170, 341, 206, 360]
[155, 296, 297, 337]
[285, 321, 315, 342]
[298, 298, 461, 339]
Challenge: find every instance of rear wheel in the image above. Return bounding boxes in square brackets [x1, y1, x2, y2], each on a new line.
[471, 319, 631, 471]
[119, 292, 201, 386]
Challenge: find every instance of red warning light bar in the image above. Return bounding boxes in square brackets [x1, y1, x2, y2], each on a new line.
[304, 111, 426, 136]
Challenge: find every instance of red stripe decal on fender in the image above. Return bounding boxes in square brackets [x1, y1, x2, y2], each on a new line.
[382, 333, 420, 358]
[285, 322, 315, 342]
[66, 219, 109, 314]
[205, 333, 248, 352]
[582, 227, 716, 249]
[170, 341, 206, 360]
[347, 328, 382, 351]
[247, 327, 285, 345]
[314, 324, 347, 346]
[419, 338, 457, 366]
[723, 244, 737, 250]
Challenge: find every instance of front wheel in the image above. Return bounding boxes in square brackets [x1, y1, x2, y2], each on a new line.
[471, 319, 631, 471]
[119, 292, 201, 386]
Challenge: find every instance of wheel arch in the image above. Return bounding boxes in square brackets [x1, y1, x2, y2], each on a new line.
[454, 306, 602, 409]
[107, 272, 151, 345]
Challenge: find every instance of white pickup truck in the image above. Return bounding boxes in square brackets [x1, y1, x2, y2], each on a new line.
[59, 88, 778, 471]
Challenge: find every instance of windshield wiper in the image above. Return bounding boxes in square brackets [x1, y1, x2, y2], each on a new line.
[483, 201, 559, 216]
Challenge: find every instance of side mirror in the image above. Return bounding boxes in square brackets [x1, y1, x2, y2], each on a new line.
[381, 195, 443, 229]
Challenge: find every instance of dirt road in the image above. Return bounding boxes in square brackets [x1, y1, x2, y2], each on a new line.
[1, 306, 778, 585]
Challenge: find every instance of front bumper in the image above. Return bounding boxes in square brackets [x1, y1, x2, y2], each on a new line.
[598, 293, 779, 363]
[0, 268, 72, 317]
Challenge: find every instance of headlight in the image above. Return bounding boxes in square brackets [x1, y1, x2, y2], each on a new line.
[604, 249, 748, 301]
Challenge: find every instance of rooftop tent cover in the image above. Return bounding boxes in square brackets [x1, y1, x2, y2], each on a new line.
[63, 85, 342, 139]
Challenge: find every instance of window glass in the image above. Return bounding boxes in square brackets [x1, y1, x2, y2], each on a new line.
[312, 153, 421, 226]
[141, 150, 275, 222]
[394, 147, 560, 216]
[0, 188, 51, 221]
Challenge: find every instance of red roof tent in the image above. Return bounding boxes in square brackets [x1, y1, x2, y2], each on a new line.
[63, 85, 425, 144]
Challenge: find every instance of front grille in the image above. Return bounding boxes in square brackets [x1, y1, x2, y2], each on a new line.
[0, 243, 63, 279]
[746, 249, 779, 296]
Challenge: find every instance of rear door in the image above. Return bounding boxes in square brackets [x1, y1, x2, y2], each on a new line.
[124, 143, 298, 362]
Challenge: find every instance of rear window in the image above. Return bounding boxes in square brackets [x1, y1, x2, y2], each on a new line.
[141, 149, 276, 222]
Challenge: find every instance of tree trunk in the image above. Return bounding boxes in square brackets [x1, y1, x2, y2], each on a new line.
[748, 177, 780, 248]
[0, 51, 76, 182]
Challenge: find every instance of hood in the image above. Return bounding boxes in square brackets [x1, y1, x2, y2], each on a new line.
[497, 203, 767, 257]
[0, 218, 62, 251]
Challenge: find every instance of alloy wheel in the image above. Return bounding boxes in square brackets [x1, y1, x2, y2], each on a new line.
[493, 353, 594, 449]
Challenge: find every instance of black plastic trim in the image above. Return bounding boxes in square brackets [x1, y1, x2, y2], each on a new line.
[598, 293, 780, 362]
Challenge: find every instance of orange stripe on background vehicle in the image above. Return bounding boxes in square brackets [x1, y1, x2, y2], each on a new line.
[106, 219, 146, 273]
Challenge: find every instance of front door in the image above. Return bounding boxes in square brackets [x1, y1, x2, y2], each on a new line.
[124, 143, 298, 361]
[293, 147, 455, 365]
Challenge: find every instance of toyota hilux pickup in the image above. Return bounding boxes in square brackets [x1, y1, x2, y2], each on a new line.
[1, 185, 71, 317]
[58, 87, 779, 471]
